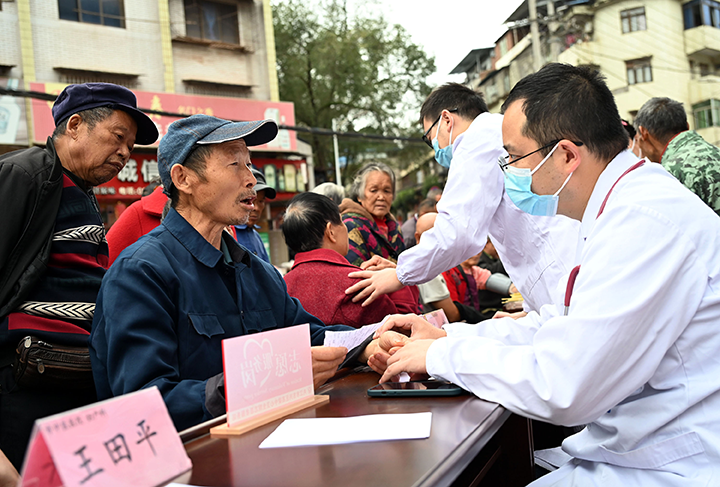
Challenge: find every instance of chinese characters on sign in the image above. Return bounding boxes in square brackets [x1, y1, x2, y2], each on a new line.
[20, 387, 191, 487]
[223, 325, 314, 428]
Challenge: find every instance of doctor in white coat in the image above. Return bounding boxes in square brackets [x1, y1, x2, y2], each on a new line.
[377, 64, 720, 486]
[346, 83, 579, 314]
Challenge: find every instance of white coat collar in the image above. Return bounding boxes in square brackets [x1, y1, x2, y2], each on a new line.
[453, 112, 503, 155]
[578, 149, 642, 250]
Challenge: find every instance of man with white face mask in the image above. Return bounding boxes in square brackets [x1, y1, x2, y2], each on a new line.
[347, 83, 579, 314]
[376, 64, 720, 486]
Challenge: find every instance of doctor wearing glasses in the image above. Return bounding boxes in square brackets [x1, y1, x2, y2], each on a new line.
[348, 83, 580, 314]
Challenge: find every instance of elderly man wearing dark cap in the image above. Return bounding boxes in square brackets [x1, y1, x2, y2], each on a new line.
[229, 168, 276, 263]
[0, 83, 158, 468]
[89, 114, 374, 431]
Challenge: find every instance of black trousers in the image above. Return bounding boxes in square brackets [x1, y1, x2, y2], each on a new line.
[0, 364, 96, 470]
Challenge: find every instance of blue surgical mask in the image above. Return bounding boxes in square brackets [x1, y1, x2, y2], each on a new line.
[432, 118, 454, 168]
[503, 142, 572, 217]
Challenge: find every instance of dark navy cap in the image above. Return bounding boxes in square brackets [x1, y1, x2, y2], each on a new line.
[52, 83, 158, 145]
[157, 114, 278, 196]
[251, 168, 276, 199]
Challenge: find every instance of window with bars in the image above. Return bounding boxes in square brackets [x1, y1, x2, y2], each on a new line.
[621, 7, 647, 33]
[58, 0, 125, 28]
[55, 68, 138, 89]
[184, 0, 240, 45]
[693, 100, 720, 129]
[626, 58, 653, 85]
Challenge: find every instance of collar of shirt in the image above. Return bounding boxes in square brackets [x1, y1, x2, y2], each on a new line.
[292, 248, 357, 270]
[235, 224, 261, 231]
[452, 111, 501, 157]
[578, 150, 640, 256]
[162, 208, 250, 268]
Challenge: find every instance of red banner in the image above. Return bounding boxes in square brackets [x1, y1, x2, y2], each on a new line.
[29, 82, 296, 152]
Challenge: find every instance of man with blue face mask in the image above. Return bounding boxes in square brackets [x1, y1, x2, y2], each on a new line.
[346, 83, 580, 315]
[376, 64, 720, 486]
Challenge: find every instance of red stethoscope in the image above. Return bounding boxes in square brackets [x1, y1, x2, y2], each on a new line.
[564, 161, 646, 315]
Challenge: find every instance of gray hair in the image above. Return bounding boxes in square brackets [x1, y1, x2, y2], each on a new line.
[310, 182, 345, 206]
[52, 106, 115, 140]
[635, 97, 688, 144]
[348, 162, 396, 203]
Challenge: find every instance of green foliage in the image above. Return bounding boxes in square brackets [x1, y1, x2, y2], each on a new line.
[272, 0, 435, 183]
[391, 174, 444, 218]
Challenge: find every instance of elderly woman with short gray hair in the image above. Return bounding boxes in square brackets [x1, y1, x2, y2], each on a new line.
[339, 163, 405, 267]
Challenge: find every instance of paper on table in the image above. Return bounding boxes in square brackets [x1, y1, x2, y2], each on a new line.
[259, 412, 432, 449]
[323, 317, 388, 349]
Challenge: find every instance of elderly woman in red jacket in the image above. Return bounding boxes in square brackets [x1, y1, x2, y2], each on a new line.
[283, 192, 418, 328]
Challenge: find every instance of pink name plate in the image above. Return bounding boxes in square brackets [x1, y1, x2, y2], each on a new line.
[20, 386, 192, 487]
[223, 324, 314, 428]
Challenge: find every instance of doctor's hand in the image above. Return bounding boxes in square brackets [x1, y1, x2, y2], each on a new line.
[345, 268, 403, 307]
[359, 255, 397, 271]
[373, 314, 447, 341]
[311, 346, 347, 389]
[379, 339, 434, 383]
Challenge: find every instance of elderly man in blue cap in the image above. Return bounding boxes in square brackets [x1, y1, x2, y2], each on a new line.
[0, 83, 158, 468]
[90, 115, 362, 431]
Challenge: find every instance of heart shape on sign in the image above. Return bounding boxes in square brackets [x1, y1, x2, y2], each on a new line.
[242, 338, 273, 387]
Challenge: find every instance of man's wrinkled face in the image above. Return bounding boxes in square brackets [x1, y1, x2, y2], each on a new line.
[191, 140, 257, 227]
[72, 110, 137, 186]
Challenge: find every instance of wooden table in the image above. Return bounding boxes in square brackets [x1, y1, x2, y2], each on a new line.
[182, 370, 534, 487]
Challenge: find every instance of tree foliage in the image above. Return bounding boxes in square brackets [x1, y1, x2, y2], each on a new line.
[272, 0, 436, 183]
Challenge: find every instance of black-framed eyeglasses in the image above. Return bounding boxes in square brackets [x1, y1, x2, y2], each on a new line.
[498, 139, 584, 171]
[422, 108, 458, 148]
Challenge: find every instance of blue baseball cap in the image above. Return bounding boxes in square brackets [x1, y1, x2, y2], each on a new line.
[52, 83, 158, 145]
[158, 114, 278, 196]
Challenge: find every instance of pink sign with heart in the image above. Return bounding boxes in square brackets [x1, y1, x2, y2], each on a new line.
[223, 324, 314, 428]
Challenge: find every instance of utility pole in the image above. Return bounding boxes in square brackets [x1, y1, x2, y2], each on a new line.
[529, 0, 543, 72]
[332, 119, 342, 186]
[546, 0, 561, 62]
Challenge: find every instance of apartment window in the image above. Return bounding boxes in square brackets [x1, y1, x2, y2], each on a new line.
[621, 7, 647, 33]
[626, 58, 653, 85]
[58, 0, 125, 28]
[684, 0, 720, 29]
[184, 0, 240, 45]
[693, 99, 720, 129]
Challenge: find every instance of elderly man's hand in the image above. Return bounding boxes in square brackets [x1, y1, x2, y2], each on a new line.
[379, 339, 435, 383]
[345, 268, 402, 307]
[373, 314, 448, 341]
[359, 255, 397, 271]
[364, 331, 409, 375]
[311, 346, 347, 389]
[0, 449, 19, 487]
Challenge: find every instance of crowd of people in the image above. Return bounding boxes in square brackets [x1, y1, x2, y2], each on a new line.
[1, 61, 720, 486]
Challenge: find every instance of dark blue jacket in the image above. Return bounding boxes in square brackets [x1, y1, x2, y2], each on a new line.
[232, 223, 270, 263]
[90, 209, 345, 430]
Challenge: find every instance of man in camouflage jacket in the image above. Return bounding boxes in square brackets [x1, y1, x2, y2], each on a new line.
[636, 97, 720, 216]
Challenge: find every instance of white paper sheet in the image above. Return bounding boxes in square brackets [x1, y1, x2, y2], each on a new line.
[259, 412, 432, 449]
[323, 317, 388, 349]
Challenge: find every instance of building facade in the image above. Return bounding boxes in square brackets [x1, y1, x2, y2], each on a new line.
[452, 0, 720, 148]
[0, 0, 311, 253]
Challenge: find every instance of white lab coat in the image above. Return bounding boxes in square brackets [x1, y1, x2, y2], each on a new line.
[427, 151, 720, 485]
[396, 112, 580, 312]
